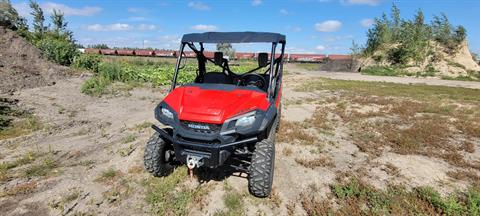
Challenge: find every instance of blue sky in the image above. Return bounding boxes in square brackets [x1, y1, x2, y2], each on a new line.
[11, 0, 480, 54]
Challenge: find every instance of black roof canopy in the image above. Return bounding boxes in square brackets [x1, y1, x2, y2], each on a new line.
[181, 32, 286, 44]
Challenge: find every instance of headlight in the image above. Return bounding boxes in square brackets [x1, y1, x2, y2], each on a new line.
[220, 111, 258, 135]
[161, 107, 174, 119]
[235, 113, 256, 127]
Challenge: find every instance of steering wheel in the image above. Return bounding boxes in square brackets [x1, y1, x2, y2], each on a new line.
[240, 73, 266, 89]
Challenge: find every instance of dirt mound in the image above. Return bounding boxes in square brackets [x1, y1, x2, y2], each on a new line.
[360, 40, 480, 78]
[434, 40, 480, 77]
[319, 59, 361, 72]
[0, 27, 73, 94]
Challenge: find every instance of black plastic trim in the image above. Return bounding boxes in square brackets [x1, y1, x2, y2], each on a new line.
[151, 124, 173, 143]
[180, 83, 266, 93]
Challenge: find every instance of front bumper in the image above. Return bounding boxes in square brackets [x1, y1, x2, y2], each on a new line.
[152, 125, 257, 168]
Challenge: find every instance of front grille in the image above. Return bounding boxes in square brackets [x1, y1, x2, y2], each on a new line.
[176, 134, 220, 145]
[180, 120, 221, 134]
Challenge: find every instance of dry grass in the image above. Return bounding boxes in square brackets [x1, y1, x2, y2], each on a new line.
[300, 195, 334, 216]
[132, 121, 152, 131]
[291, 78, 480, 189]
[128, 165, 144, 174]
[383, 163, 400, 177]
[0, 150, 50, 182]
[317, 91, 480, 169]
[291, 77, 480, 214]
[447, 170, 480, 188]
[286, 202, 296, 216]
[97, 168, 123, 185]
[455, 117, 480, 138]
[24, 156, 58, 178]
[299, 176, 480, 216]
[295, 156, 334, 169]
[304, 107, 334, 134]
[49, 188, 82, 212]
[297, 78, 480, 102]
[278, 120, 316, 145]
[145, 167, 213, 215]
[282, 147, 293, 156]
[267, 187, 282, 208]
[463, 141, 476, 153]
[278, 107, 334, 145]
[0, 115, 42, 140]
[0, 181, 37, 197]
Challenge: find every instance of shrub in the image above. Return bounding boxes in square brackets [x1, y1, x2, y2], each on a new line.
[72, 53, 102, 72]
[35, 34, 79, 66]
[80, 76, 110, 96]
[361, 66, 399, 76]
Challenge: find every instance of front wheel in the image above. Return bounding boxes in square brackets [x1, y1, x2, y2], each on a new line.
[144, 132, 175, 177]
[248, 139, 275, 198]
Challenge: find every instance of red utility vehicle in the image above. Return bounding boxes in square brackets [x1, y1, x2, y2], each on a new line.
[144, 32, 286, 197]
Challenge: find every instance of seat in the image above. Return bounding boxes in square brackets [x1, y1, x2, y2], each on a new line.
[202, 72, 233, 84]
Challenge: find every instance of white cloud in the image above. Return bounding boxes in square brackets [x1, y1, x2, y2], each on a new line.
[280, 9, 289, 15]
[159, 35, 181, 43]
[85, 23, 157, 32]
[85, 24, 103, 32]
[188, 1, 210, 10]
[137, 24, 156, 31]
[316, 45, 326, 51]
[79, 34, 182, 49]
[42, 2, 102, 16]
[342, 0, 382, 6]
[360, 18, 374, 28]
[191, 24, 218, 31]
[252, 0, 262, 6]
[315, 20, 342, 32]
[108, 23, 132, 31]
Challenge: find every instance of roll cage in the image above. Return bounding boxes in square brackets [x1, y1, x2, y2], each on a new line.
[171, 32, 286, 100]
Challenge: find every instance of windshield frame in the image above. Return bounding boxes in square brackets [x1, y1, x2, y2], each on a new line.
[170, 41, 286, 99]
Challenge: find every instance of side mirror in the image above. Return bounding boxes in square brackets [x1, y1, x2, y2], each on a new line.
[258, 53, 268, 67]
[214, 52, 223, 66]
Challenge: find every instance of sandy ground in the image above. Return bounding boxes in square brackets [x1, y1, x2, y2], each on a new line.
[286, 65, 480, 89]
[0, 69, 479, 215]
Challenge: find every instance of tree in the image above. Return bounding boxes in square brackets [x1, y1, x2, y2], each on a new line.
[51, 9, 67, 32]
[364, 13, 393, 55]
[216, 43, 235, 59]
[350, 40, 362, 57]
[364, 4, 467, 61]
[29, 0, 45, 34]
[49, 8, 74, 41]
[89, 44, 110, 49]
[431, 13, 452, 44]
[413, 9, 430, 40]
[453, 25, 466, 44]
[390, 3, 402, 41]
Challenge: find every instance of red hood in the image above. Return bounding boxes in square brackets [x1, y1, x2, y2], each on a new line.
[163, 85, 270, 124]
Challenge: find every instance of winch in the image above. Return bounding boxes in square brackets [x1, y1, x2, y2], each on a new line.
[186, 155, 204, 178]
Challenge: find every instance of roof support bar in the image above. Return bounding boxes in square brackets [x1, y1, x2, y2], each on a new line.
[170, 43, 185, 92]
[268, 42, 277, 99]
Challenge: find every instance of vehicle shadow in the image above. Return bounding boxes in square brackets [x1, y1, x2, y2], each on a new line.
[195, 155, 250, 184]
